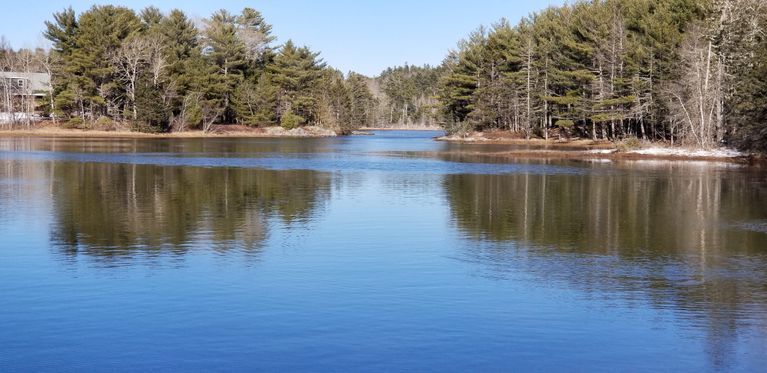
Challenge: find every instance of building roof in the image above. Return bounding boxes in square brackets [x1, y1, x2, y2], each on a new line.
[0, 72, 51, 95]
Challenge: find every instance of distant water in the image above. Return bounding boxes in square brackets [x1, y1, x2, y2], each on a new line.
[1, 131, 766, 371]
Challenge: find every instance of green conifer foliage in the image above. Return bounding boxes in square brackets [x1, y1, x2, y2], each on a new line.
[42, 6, 375, 133]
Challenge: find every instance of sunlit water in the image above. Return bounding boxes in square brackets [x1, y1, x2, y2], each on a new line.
[1, 131, 766, 371]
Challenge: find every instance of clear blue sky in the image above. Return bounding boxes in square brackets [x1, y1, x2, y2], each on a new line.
[1, 0, 562, 76]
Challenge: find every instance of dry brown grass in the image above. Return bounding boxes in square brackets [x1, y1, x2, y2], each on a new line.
[0, 124, 336, 139]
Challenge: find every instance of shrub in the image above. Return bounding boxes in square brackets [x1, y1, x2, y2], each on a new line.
[130, 121, 165, 133]
[617, 137, 643, 151]
[280, 112, 304, 130]
[556, 119, 575, 138]
[443, 120, 473, 136]
[556, 119, 575, 129]
[62, 116, 84, 129]
[94, 116, 115, 130]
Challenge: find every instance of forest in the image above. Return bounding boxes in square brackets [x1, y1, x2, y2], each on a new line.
[371, 64, 443, 128]
[2, 6, 377, 134]
[437, 0, 767, 151]
[0, 1, 766, 150]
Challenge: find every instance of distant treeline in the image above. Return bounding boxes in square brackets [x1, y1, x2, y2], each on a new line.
[369, 65, 443, 128]
[33, 6, 377, 133]
[434, 0, 767, 150]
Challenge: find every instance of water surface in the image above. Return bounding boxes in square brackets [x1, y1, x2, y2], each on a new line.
[1, 131, 766, 371]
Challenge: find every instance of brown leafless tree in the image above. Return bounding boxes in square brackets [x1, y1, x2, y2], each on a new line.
[113, 36, 152, 121]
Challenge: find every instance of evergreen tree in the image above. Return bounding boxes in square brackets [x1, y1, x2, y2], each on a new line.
[43, 7, 79, 119]
[268, 40, 325, 127]
[237, 8, 276, 68]
[158, 9, 199, 86]
[346, 73, 376, 128]
[377, 64, 442, 127]
[471, 20, 522, 131]
[139, 6, 163, 30]
[156, 9, 203, 127]
[316, 69, 351, 132]
[134, 70, 168, 131]
[439, 28, 487, 134]
[730, 5, 767, 151]
[203, 10, 247, 123]
[44, 8, 78, 57]
[229, 8, 277, 126]
[233, 73, 278, 126]
[71, 6, 141, 120]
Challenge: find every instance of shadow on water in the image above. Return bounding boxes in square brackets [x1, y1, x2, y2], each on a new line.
[444, 164, 767, 370]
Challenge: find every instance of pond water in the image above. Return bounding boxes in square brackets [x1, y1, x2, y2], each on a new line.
[1, 131, 766, 371]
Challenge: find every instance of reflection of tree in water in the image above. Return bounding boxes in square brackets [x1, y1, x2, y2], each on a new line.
[50, 162, 331, 259]
[0, 136, 337, 155]
[444, 167, 767, 370]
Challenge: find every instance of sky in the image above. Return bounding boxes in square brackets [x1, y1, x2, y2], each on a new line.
[1, 0, 562, 76]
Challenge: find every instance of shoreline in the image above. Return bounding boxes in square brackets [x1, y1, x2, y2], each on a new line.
[436, 135, 616, 148]
[0, 126, 759, 164]
[360, 126, 442, 131]
[0, 125, 338, 139]
[442, 148, 755, 163]
[437, 134, 756, 163]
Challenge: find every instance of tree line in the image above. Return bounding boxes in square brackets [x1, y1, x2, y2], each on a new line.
[3, 1, 766, 148]
[34, 6, 376, 133]
[369, 64, 443, 128]
[437, 0, 767, 151]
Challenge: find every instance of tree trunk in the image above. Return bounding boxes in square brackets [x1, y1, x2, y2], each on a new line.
[526, 39, 532, 139]
[543, 64, 549, 140]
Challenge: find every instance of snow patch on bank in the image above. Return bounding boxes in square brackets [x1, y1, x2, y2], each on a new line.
[628, 147, 745, 158]
[588, 149, 618, 154]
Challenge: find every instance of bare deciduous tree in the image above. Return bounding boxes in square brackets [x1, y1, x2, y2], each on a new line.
[0, 43, 14, 129]
[113, 36, 151, 121]
[40, 53, 57, 125]
[16, 49, 35, 128]
[666, 25, 723, 148]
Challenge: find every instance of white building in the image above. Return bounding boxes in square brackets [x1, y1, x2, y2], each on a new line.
[0, 72, 51, 98]
[1, 72, 52, 124]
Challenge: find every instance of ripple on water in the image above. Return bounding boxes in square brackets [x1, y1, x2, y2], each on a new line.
[1, 133, 767, 371]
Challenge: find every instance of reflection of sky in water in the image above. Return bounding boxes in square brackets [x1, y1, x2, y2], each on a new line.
[0, 132, 766, 371]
